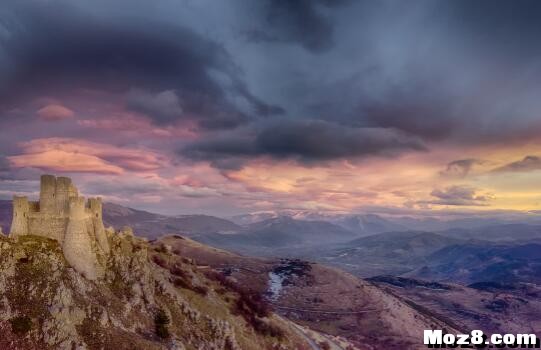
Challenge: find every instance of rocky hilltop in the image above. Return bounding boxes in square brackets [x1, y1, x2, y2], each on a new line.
[0, 176, 312, 349]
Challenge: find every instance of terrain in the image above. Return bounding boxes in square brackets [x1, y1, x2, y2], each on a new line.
[2, 200, 541, 348]
[368, 276, 541, 336]
[157, 235, 460, 349]
[0, 232, 313, 349]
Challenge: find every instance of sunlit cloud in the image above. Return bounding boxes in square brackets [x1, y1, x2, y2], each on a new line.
[36, 104, 75, 121]
[8, 138, 169, 174]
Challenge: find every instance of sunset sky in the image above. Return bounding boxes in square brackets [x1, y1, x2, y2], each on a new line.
[1, 0, 541, 217]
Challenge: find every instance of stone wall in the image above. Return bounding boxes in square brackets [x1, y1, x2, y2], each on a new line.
[27, 214, 68, 242]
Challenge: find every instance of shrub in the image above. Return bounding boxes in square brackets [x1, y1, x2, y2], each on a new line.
[193, 285, 209, 296]
[10, 316, 32, 335]
[251, 318, 284, 338]
[154, 244, 168, 253]
[172, 277, 191, 289]
[152, 255, 168, 269]
[154, 309, 170, 339]
[318, 341, 331, 350]
[235, 289, 270, 318]
[169, 265, 189, 278]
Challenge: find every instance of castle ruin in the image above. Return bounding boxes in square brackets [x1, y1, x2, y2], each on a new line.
[10, 175, 110, 280]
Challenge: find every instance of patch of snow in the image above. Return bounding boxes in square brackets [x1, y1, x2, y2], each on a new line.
[267, 272, 285, 301]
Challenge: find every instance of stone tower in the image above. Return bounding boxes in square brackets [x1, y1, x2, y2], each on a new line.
[10, 196, 30, 238]
[63, 197, 99, 280]
[9, 175, 110, 280]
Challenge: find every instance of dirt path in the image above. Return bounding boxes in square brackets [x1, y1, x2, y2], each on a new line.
[274, 304, 380, 315]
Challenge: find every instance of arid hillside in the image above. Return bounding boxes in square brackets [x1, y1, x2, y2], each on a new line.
[0, 232, 313, 350]
[155, 235, 460, 350]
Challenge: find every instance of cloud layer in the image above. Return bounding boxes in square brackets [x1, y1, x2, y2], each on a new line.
[1, 0, 541, 215]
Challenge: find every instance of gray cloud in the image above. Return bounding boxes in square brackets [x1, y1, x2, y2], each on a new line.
[183, 119, 426, 169]
[126, 89, 183, 124]
[492, 156, 541, 173]
[245, 0, 349, 53]
[440, 159, 484, 178]
[426, 186, 491, 206]
[0, 1, 281, 128]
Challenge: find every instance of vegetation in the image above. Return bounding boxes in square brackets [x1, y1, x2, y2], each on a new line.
[154, 309, 170, 339]
[10, 316, 32, 335]
[318, 341, 331, 350]
[151, 254, 168, 268]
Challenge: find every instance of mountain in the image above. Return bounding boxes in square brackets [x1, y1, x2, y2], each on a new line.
[329, 214, 407, 236]
[406, 242, 541, 284]
[0, 233, 312, 349]
[439, 223, 541, 242]
[316, 231, 463, 277]
[230, 211, 407, 236]
[0, 200, 241, 239]
[103, 203, 241, 239]
[194, 216, 360, 256]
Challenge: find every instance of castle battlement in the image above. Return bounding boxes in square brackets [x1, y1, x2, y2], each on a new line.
[10, 175, 110, 280]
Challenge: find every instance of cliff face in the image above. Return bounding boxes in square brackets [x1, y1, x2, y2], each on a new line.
[0, 233, 309, 350]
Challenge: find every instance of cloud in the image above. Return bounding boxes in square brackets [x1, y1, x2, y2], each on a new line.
[7, 138, 168, 174]
[125, 89, 183, 123]
[425, 186, 491, 206]
[492, 155, 541, 173]
[0, 1, 281, 129]
[246, 0, 348, 53]
[36, 104, 74, 121]
[440, 158, 484, 177]
[183, 119, 426, 169]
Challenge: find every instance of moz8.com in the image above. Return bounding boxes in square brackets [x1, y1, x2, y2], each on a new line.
[424, 330, 540, 348]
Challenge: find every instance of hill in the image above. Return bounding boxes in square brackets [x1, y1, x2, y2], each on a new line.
[406, 242, 541, 284]
[156, 235, 460, 349]
[368, 276, 541, 337]
[315, 231, 463, 277]
[0, 233, 313, 349]
[194, 216, 359, 256]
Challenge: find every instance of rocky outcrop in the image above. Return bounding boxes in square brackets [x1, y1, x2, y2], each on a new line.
[0, 233, 307, 349]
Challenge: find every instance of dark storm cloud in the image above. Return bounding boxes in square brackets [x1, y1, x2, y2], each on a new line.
[492, 156, 541, 173]
[440, 159, 484, 178]
[125, 89, 183, 124]
[0, 1, 281, 128]
[246, 0, 348, 53]
[183, 119, 426, 169]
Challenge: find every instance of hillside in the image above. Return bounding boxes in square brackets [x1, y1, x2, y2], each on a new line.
[315, 231, 463, 277]
[0, 233, 312, 349]
[368, 276, 541, 337]
[406, 242, 541, 284]
[194, 217, 359, 256]
[156, 235, 460, 349]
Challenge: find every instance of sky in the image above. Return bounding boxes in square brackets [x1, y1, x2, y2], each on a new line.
[1, 0, 541, 217]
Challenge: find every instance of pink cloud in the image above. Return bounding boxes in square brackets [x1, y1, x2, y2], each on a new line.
[8, 137, 169, 174]
[37, 104, 75, 121]
[78, 114, 197, 138]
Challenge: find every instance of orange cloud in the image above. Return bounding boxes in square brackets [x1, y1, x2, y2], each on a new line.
[37, 104, 75, 121]
[8, 138, 168, 174]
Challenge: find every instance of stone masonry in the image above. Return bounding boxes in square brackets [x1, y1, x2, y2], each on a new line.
[10, 175, 110, 280]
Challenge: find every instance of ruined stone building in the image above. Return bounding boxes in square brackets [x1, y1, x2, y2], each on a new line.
[10, 175, 110, 280]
